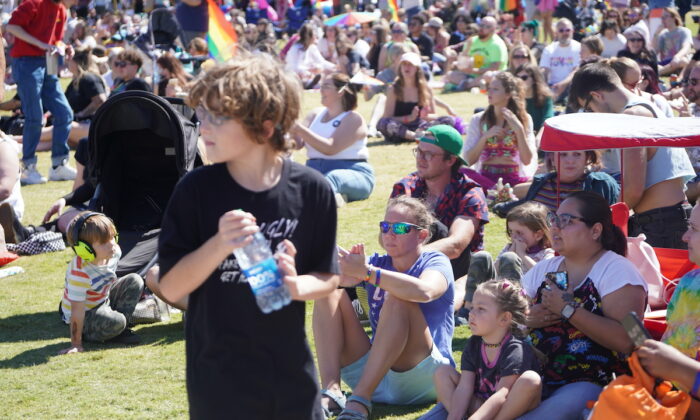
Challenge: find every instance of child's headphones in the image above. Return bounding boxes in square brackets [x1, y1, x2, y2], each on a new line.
[70, 212, 101, 263]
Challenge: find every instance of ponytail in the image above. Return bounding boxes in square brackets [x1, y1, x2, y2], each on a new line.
[567, 191, 627, 256]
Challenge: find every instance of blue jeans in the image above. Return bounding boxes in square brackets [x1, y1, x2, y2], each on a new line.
[13, 56, 73, 167]
[306, 159, 375, 202]
[517, 382, 602, 420]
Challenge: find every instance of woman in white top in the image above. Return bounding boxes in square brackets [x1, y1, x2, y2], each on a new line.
[598, 19, 627, 58]
[285, 23, 337, 87]
[518, 191, 647, 420]
[291, 73, 375, 205]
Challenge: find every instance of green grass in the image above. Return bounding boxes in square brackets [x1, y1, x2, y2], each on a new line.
[0, 88, 507, 419]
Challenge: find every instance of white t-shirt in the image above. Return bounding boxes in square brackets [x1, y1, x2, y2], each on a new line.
[539, 40, 581, 85]
[598, 33, 627, 58]
[522, 250, 647, 300]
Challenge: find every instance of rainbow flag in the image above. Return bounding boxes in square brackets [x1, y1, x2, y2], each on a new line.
[207, 0, 237, 62]
[387, 0, 399, 21]
[499, 0, 517, 11]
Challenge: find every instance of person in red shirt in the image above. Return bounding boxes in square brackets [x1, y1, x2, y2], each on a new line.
[6, 0, 78, 185]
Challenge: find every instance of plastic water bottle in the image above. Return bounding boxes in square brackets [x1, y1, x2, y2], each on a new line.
[233, 232, 291, 313]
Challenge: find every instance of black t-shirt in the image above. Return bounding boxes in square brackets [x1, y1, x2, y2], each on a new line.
[410, 32, 434, 60]
[461, 334, 540, 400]
[64, 73, 105, 116]
[110, 77, 152, 96]
[158, 160, 338, 419]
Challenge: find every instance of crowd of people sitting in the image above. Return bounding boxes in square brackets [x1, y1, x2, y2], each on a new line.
[1, 0, 700, 419]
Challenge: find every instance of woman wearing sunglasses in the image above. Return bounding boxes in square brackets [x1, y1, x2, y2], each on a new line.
[517, 191, 647, 420]
[618, 27, 658, 76]
[313, 196, 455, 420]
[513, 63, 553, 134]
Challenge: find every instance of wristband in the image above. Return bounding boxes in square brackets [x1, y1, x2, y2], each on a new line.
[375, 268, 381, 288]
[692, 370, 700, 397]
[364, 266, 373, 283]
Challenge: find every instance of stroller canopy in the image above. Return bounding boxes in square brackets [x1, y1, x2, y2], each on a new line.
[541, 113, 700, 152]
[87, 91, 199, 233]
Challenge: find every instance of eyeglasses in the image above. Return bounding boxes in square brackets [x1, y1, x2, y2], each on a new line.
[512, 54, 529, 59]
[627, 38, 644, 42]
[412, 147, 446, 161]
[546, 212, 589, 229]
[518, 74, 529, 81]
[379, 221, 424, 234]
[114, 61, 131, 68]
[195, 105, 231, 127]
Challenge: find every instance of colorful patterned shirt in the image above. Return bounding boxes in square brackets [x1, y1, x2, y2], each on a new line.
[61, 249, 121, 323]
[662, 269, 700, 360]
[391, 171, 489, 251]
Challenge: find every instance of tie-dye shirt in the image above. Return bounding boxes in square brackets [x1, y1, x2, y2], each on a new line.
[662, 269, 700, 360]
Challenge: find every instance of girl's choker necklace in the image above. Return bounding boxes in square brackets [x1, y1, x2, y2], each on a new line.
[482, 341, 501, 348]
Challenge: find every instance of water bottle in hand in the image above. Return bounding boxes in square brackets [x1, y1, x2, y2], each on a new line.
[233, 232, 291, 313]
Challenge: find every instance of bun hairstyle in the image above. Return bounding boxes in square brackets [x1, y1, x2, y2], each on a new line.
[329, 73, 359, 111]
[476, 279, 529, 338]
[566, 191, 627, 256]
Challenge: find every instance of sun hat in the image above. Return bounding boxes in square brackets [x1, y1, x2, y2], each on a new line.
[399, 52, 422, 67]
[419, 125, 468, 166]
[428, 17, 443, 29]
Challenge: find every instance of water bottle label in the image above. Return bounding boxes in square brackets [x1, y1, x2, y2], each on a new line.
[241, 257, 284, 296]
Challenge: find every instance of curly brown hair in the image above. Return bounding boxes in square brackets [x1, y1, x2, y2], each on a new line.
[481, 72, 530, 132]
[187, 53, 301, 152]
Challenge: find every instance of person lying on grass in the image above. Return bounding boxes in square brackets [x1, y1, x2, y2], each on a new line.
[313, 196, 455, 420]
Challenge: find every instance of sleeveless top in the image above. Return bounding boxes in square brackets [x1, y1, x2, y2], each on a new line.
[395, 100, 418, 118]
[623, 98, 694, 189]
[480, 121, 519, 162]
[306, 109, 369, 160]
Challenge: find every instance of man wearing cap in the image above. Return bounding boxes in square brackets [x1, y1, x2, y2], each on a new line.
[444, 16, 508, 91]
[391, 125, 489, 304]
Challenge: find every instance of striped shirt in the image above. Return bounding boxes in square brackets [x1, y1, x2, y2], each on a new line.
[531, 178, 584, 211]
[61, 249, 121, 323]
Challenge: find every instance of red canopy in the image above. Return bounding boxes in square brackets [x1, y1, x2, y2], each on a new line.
[540, 113, 700, 152]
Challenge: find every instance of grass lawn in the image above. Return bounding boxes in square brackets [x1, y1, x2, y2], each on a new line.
[0, 87, 508, 419]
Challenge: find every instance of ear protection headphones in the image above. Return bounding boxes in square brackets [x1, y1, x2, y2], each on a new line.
[70, 212, 101, 263]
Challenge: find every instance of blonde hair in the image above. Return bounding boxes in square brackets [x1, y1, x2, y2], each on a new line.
[475, 279, 529, 337]
[187, 53, 301, 152]
[67, 212, 117, 247]
[386, 196, 435, 242]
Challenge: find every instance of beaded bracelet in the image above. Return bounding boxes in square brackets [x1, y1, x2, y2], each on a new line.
[692, 370, 700, 397]
[364, 266, 373, 283]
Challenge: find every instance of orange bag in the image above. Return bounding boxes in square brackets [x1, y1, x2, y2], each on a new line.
[589, 353, 690, 420]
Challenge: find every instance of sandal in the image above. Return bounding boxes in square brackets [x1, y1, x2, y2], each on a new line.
[336, 395, 372, 420]
[321, 389, 347, 418]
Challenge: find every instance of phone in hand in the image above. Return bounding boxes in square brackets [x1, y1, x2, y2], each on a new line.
[622, 311, 652, 348]
[544, 271, 569, 291]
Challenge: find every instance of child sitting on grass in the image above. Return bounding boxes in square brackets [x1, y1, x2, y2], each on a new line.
[58, 211, 144, 355]
[430, 280, 541, 420]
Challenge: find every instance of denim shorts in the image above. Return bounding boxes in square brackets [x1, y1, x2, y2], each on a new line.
[340, 345, 450, 405]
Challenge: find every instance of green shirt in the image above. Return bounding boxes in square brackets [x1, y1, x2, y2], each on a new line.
[466, 35, 508, 76]
[526, 96, 554, 133]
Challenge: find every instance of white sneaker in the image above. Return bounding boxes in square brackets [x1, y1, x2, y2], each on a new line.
[48, 161, 77, 181]
[20, 163, 47, 185]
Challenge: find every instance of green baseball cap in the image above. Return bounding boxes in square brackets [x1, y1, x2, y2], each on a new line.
[419, 125, 468, 166]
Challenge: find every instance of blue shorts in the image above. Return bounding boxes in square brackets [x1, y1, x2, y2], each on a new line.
[340, 345, 450, 405]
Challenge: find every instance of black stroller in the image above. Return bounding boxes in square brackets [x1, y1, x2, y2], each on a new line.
[86, 91, 200, 277]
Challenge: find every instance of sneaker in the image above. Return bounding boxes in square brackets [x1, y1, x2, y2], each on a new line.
[48, 160, 77, 182]
[107, 328, 141, 345]
[334, 192, 347, 208]
[20, 163, 47, 185]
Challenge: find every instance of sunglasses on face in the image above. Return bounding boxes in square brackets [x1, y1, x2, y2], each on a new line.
[392, 29, 404, 34]
[379, 221, 424, 234]
[628, 38, 644, 42]
[546, 212, 589, 229]
[195, 105, 231, 127]
[512, 54, 529, 59]
[558, 28, 572, 33]
[114, 61, 130, 68]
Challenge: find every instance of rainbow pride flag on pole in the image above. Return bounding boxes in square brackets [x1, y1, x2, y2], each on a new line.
[387, 0, 399, 21]
[207, 0, 238, 62]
